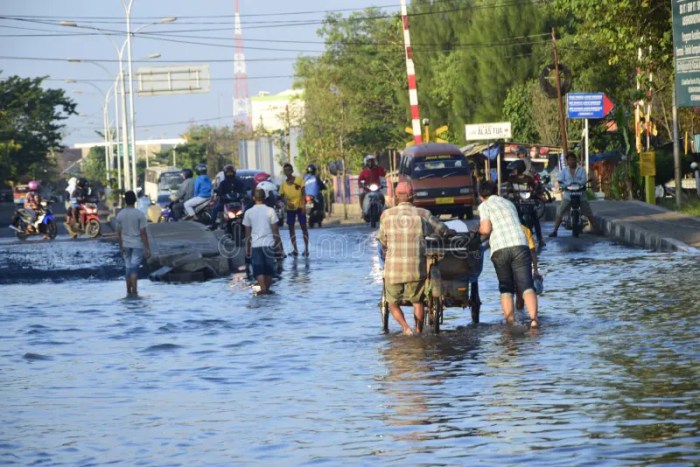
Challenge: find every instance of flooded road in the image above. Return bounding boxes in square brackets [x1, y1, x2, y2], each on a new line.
[1, 224, 698, 465]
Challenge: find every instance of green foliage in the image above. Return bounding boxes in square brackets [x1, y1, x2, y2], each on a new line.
[295, 8, 407, 172]
[81, 146, 106, 183]
[611, 155, 642, 200]
[502, 81, 540, 143]
[0, 74, 76, 185]
[152, 125, 246, 175]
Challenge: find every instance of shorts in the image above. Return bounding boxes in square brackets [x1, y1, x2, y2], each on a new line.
[385, 280, 425, 304]
[491, 245, 534, 295]
[286, 208, 307, 226]
[122, 247, 144, 276]
[251, 246, 276, 277]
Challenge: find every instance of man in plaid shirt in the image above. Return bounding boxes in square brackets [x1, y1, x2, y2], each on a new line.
[378, 182, 452, 335]
[477, 180, 539, 329]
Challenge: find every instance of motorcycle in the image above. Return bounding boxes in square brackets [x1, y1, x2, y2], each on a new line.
[12, 199, 58, 241]
[264, 192, 286, 227]
[563, 183, 589, 237]
[533, 172, 555, 204]
[66, 201, 101, 239]
[158, 193, 184, 223]
[187, 197, 213, 225]
[507, 182, 542, 230]
[305, 194, 324, 228]
[223, 200, 246, 247]
[361, 181, 385, 228]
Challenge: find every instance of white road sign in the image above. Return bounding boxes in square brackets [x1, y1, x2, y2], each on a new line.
[464, 122, 512, 141]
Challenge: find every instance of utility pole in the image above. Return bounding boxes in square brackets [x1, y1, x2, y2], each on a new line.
[551, 28, 568, 154]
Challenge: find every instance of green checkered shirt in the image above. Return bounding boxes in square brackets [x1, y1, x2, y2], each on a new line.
[378, 202, 448, 285]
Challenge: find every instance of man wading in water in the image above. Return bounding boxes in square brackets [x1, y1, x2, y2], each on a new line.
[378, 182, 453, 335]
[116, 190, 151, 297]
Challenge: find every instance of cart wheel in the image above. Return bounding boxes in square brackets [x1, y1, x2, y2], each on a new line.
[380, 283, 389, 334]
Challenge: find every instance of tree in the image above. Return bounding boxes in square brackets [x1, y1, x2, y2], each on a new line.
[295, 8, 408, 172]
[0, 74, 76, 185]
[81, 146, 106, 183]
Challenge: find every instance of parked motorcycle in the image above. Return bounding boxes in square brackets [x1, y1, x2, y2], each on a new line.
[361, 181, 385, 228]
[66, 201, 101, 239]
[12, 199, 58, 241]
[305, 195, 324, 228]
[563, 183, 588, 237]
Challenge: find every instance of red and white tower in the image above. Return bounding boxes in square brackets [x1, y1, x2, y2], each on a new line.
[233, 0, 252, 129]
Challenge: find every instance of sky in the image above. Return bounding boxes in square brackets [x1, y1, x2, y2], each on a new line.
[1, 0, 398, 146]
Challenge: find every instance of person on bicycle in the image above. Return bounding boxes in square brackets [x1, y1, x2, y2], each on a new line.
[378, 181, 453, 335]
[549, 153, 601, 237]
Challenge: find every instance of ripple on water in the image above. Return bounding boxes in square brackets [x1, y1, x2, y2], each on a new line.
[1, 227, 698, 465]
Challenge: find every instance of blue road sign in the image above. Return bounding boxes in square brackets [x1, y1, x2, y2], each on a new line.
[567, 93, 613, 119]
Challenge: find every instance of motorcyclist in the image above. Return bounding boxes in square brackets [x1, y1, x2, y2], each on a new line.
[303, 164, 326, 214]
[505, 160, 544, 246]
[72, 178, 95, 228]
[254, 172, 279, 207]
[358, 155, 386, 209]
[516, 146, 534, 177]
[208, 164, 246, 230]
[549, 152, 601, 237]
[10, 180, 42, 231]
[170, 168, 195, 220]
[184, 163, 212, 220]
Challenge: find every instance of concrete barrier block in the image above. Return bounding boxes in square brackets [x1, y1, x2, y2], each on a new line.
[170, 252, 203, 268]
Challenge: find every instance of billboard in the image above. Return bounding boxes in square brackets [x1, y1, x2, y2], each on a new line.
[672, 0, 700, 107]
[137, 65, 211, 96]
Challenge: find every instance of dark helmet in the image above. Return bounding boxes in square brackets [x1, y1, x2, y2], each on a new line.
[223, 164, 235, 175]
[77, 177, 89, 188]
[195, 163, 207, 175]
[181, 168, 193, 179]
[306, 164, 317, 175]
[507, 160, 526, 175]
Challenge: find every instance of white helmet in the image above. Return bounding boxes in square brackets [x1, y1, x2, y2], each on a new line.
[257, 180, 277, 198]
[68, 177, 77, 185]
[364, 154, 377, 166]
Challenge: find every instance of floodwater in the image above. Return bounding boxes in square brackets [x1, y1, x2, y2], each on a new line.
[1, 225, 699, 465]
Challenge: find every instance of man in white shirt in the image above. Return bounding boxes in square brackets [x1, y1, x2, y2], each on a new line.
[477, 180, 539, 329]
[243, 188, 283, 294]
[549, 153, 600, 237]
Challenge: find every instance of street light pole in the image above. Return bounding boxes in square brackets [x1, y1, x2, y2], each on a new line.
[62, 15, 176, 195]
[123, 1, 177, 193]
[67, 59, 115, 183]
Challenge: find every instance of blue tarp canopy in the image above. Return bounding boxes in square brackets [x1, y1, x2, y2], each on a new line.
[588, 151, 620, 164]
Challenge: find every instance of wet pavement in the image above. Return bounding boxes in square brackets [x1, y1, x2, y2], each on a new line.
[1, 223, 699, 464]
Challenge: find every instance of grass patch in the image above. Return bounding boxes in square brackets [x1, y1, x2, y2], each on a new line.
[658, 196, 700, 217]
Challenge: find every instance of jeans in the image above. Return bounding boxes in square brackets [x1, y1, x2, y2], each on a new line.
[122, 247, 144, 277]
